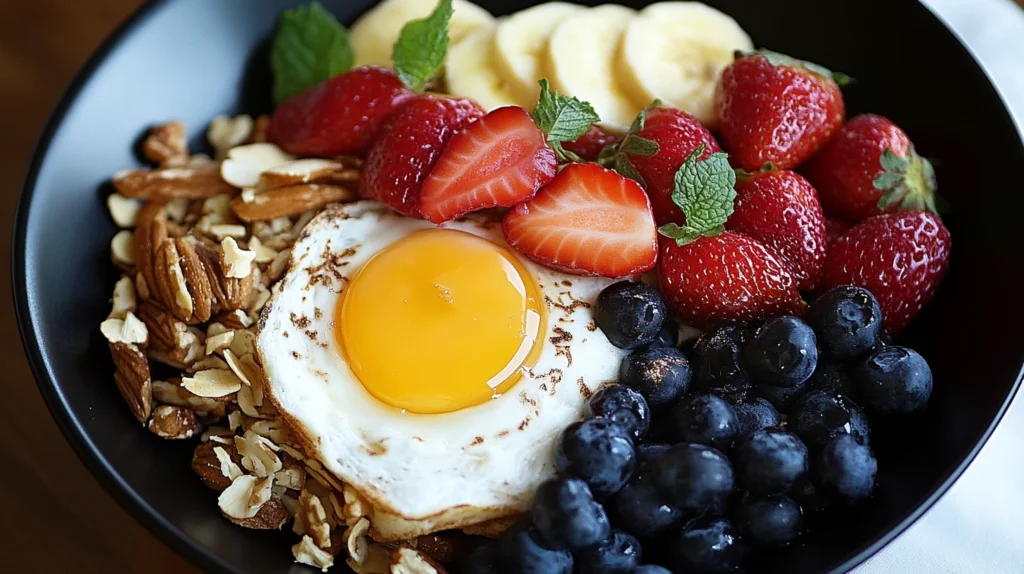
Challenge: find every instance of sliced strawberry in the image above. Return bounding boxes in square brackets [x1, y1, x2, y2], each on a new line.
[267, 66, 411, 157]
[562, 125, 619, 161]
[727, 168, 827, 291]
[361, 95, 484, 217]
[502, 163, 657, 278]
[419, 106, 557, 224]
[658, 232, 807, 328]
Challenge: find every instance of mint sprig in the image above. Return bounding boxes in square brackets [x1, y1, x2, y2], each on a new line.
[742, 49, 853, 87]
[658, 144, 738, 246]
[531, 79, 601, 162]
[599, 101, 661, 185]
[270, 2, 353, 104]
[392, 0, 453, 92]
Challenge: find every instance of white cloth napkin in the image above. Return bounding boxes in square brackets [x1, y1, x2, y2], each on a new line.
[856, 1, 1024, 572]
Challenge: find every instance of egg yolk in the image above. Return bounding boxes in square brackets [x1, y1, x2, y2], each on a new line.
[336, 228, 545, 414]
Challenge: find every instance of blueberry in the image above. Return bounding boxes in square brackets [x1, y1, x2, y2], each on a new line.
[808, 360, 856, 397]
[732, 397, 781, 439]
[614, 474, 685, 538]
[816, 434, 878, 502]
[738, 494, 804, 547]
[735, 427, 809, 495]
[744, 316, 818, 387]
[461, 543, 502, 574]
[631, 567, 672, 574]
[597, 282, 668, 349]
[532, 477, 611, 551]
[636, 443, 672, 467]
[790, 391, 870, 450]
[557, 418, 636, 498]
[574, 530, 643, 574]
[651, 443, 734, 512]
[791, 480, 831, 513]
[753, 377, 808, 413]
[808, 285, 883, 360]
[620, 347, 692, 409]
[669, 517, 745, 573]
[589, 385, 651, 440]
[854, 346, 933, 415]
[643, 319, 679, 350]
[669, 393, 739, 450]
[693, 322, 752, 400]
[498, 519, 573, 574]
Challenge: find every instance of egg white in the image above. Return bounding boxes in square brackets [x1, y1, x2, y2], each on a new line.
[259, 200, 628, 539]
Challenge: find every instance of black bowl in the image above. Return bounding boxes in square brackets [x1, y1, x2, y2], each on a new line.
[13, 0, 1024, 572]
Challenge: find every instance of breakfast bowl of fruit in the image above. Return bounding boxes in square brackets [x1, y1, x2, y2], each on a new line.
[13, 0, 1024, 572]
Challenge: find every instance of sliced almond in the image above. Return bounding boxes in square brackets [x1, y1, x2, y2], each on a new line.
[221, 143, 294, 188]
[202, 193, 233, 216]
[114, 165, 235, 201]
[152, 379, 225, 415]
[236, 430, 283, 477]
[164, 197, 190, 222]
[247, 235, 278, 263]
[293, 535, 334, 572]
[221, 237, 256, 279]
[107, 194, 143, 228]
[109, 276, 137, 320]
[257, 158, 344, 190]
[209, 224, 248, 240]
[208, 114, 254, 160]
[205, 330, 235, 356]
[181, 369, 242, 398]
[219, 474, 274, 520]
[110, 230, 135, 268]
[231, 184, 355, 222]
[100, 312, 148, 345]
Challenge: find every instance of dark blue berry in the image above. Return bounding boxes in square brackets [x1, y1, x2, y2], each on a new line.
[461, 543, 502, 574]
[619, 347, 692, 409]
[596, 282, 668, 349]
[556, 418, 636, 498]
[732, 397, 781, 439]
[669, 393, 739, 450]
[791, 480, 831, 513]
[498, 519, 573, 574]
[735, 427, 809, 495]
[744, 316, 818, 387]
[651, 443, 734, 512]
[808, 285, 883, 360]
[816, 434, 878, 502]
[589, 384, 651, 441]
[614, 474, 685, 538]
[854, 346, 933, 415]
[532, 477, 611, 551]
[643, 319, 679, 350]
[574, 530, 643, 574]
[790, 391, 870, 451]
[753, 377, 808, 413]
[808, 360, 856, 397]
[669, 517, 745, 573]
[693, 322, 751, 400]
[631, 566, 672, 574]
[636, 443, 672, 467]
[738, 494, 804, 547]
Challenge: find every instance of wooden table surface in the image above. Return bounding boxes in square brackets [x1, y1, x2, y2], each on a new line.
[2, 0, 1024, 571]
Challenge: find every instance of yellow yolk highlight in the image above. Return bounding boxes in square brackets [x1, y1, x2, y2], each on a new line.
[336, 228, 545, 414]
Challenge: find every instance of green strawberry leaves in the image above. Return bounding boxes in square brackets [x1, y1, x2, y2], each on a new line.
[874, 147, 939, 215]
[392, 0, 453, 92]
[741, 49, 853, 87]
[532, 79, 602, 162]
[658, 144, 738, 246]
[270, 2, 354, 104]
[598, 100, 661, 184]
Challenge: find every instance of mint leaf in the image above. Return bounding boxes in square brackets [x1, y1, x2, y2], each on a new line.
[392, 0, 453, 92]
[601, 100, 660, 185]
[745, 49, 853, 87]
[270, 2, 353, 104]
[874, 147, 940, 216]
[658, 145, 737, 246]
[532, 79, 601, 161]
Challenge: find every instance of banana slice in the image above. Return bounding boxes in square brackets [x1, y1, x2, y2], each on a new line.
[350, 0, 496, 68]
[546, 5, 639, 132]
[446, 25, 519, 111]
[617, 2, 753, 128]
[492, 2, 584, 106]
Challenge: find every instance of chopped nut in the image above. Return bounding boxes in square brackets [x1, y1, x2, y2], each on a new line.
[221, 237, 256, 279]
[221, 143, 294, 188]
[107, 194, 143, 228]
[165, 198, 190, 222]
[219, 475, 274, 520]
[228, 410, 245, 432]
[109, 276, 138, 320]
[248, 284, 271, 317]
[208, 114, 254, 160]
[389, 547, 445, 574]
[205, 330, 234, 356]
[293, 535, 334, 572]
[278, 443, 306, 461]
[203, 193, 234, 216]
[342, 484, 370, 526]
[110, 230, 135, 268]
[152, 379, 225, 416]
[114, 165, 235, 201]
[209, 224, 248, 240]
[109, 342, 151, 423]
[267, 248, 292, 282]
[344, 517, 371, 565]
[228, 497, 290, 530]
[182, 369, 242, 397]
[247, 418, 288, 444]
[247, 235, 278, 263]
[231, 184, 356, 222]
[171, 327, 204, 366]
[235, 430, 283, 477]
[275, 465, 305, 491]
[305, 459, 345, 493]
[192, 441, 243, 491]
[257, 158, 344, 190]
[142, 120, 188, 166]
[148, 405, 201, 439]
[215, 309, 253, 330]
[300, 489, 332, 549]
[100, 312, 148, 345]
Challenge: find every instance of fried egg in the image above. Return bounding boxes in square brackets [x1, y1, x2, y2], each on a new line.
[259, 201, 628, 540]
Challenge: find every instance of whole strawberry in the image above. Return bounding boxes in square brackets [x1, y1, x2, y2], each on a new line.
[715, 51, 847, 171]
[825, 215, 852, 245]
[361, 95, 484, 216]
[804, 114, 937, 221]
[821, 210, 950, 333]
[727, 168, 827, 291]
[562, 125, 619, 162]
[655, 148, 805, 327]
[603, 105, 722, 226]
[268, 67, 411, 157]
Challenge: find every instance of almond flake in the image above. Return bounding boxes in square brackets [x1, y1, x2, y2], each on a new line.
[247, 418, 287, 444]
[344, 517, 371, 564]
[238, 384, 261, 418]
[111, 230, 135, 266]
[165, 198, 190, 223]
[342, 484, 370, 526]
[203, 193, 233, 216]
[275, 466, 305, 491]
[109, 276, 137, 320]
[190, 355, 229, 372]
[228, 410, 245, 431]
[221, 237, 256, 278]
[207, 322, 228, 338]
[236, 430, 283, 477]
[300, 489, 332, 549]
[208, 114, 254, 160]
[390, 547, 443, 574]
[152, 379, 224, 414]
[181, 369, 242, 397]
[100, 312, 148, 345]
[247, 236, 278, 263]
[219, 474, 274, 520]
[221, 143, 294, 188]
[210, 224, 248, 240]
[279, 444, 306, 461]
[206, 330, 235, 356]
[107, 194, 143, 227]
[257, 158, 343, 190]
[293, 535, 334, 572]
[213, 446, 244, 482]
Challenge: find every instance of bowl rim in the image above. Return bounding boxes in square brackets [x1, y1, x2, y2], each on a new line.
[11, 0, 1024, 573]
